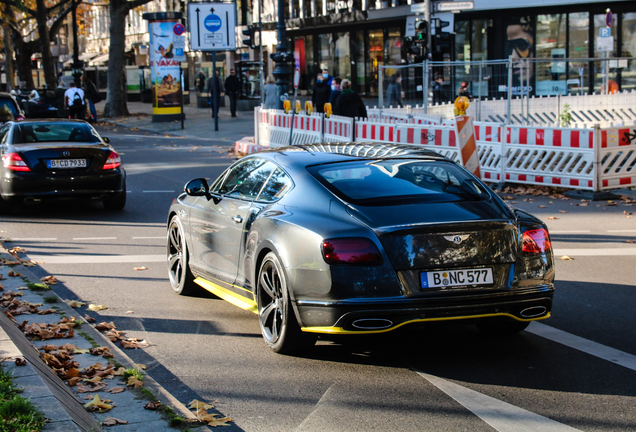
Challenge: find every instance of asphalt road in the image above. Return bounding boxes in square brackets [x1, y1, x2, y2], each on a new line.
[2, 129, 636, 432]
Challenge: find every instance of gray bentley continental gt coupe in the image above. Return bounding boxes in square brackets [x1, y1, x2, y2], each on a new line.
[167, 143, 555, 353]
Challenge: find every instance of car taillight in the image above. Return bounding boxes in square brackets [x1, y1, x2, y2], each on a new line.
[16, 115, 25, 121]
[2, 153, 31, 172]
[102, 151, 121, 170]
[321, 238, 383, 266]
[522, 228, 551, 255]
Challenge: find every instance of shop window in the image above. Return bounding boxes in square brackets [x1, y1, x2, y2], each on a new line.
[593, 13, 617, 92]
[318, 33, 334, 76]
[368, 30, 384, 96]
[352, 31, 366, 94]
[385, 27, 402, 66]
[622, 13, 636, 92]
[504, 16, 535, 96]
[306, 35, 316, 90]
[568, 12, 589, 95]
[334, 33, 351, 80]
[455, 21, 469, 61]
[535, 14, 566, 96]
[472, 19, 487, 61]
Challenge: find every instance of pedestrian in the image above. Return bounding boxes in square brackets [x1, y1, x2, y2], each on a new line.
[64, 81, 86, 119]
[263, 75, 277, 109]
[329, 77, 342, 107]
[321, 68, 333, 86]
[197, 72, 206, 94]
[224, 69, 240, 117]
[207, 70, 223, 118]
[55, 79, 67, 118]
[84, 78, 100, 122]
[312, 73, 331, 113]
[432, 75, 448, 105]
[458, 81, 470, 99]
[387, 73, 403, 107]
[335, 79, 367, 119]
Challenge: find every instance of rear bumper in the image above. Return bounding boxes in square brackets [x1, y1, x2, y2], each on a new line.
[1, 169, 125, 200]
[296, 285, 554, 334]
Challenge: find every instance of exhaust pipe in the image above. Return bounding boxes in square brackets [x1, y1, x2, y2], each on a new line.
[520, 306, 547, 318]
[352, 318, 393, 330]
[23, 197, 40, 204]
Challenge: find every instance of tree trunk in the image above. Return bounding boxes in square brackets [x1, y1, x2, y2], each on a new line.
[12, 34, 35, 88]
[2, 23, 16, 90]
[102, 0, 130, 117]
[35, 0, 56, 88]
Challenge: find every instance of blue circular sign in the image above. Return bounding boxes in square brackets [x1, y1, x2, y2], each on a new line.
[606, 10, 613, 27]
[173, 23, 185, 36]
[204, 14, 222, 32]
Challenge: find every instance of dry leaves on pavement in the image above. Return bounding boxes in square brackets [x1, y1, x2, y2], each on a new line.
[144, 401, 161, 410]
[559, 256, 574, 260]
[133, 266, 148, 271]
[65, 300, 86, 308]
[40, 276, 57, 285]
[84, 395, 114, 412]
[88, 304, 107, 311]
[126, 376, 143, 388]
[102, 417, 128, 426]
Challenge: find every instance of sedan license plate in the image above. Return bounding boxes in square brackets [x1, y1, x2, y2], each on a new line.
[421, 268, 493, 289]
[48, 159, 87, 169]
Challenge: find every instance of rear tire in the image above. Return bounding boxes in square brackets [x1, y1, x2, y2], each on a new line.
[475, 318, 530, 335]
[103, 182, 126, 211]
[257, 252, 316, 354]
[167, 215, 198, 295]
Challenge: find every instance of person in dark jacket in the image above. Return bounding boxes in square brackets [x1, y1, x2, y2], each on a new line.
[224, 69, 241, 117]
[207, 70, 224, 118]
[458, 81, 470, 99]
[386, 73, 403, 107]
[328, 77, 342, 106]
[432, 75, 449, 105]
[335, 79, 367, 119]
[311, 73, 331, 113]
[197, 72, 206, 93]
[84, 78, 99, 122]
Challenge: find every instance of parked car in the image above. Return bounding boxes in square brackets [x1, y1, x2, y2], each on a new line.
[13, 88, 59, 118]
[0, 119, 125, 212]
[0, 93, 25, 124]
[166, 143, 555, 353]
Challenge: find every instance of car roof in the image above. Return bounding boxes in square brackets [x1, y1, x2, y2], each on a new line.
[253, 142, 451, 169]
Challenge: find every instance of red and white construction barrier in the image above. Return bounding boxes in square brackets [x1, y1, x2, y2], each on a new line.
[355, 121, 398, 143]
[455, 115, 481, 178]
[507, 126, 594, 148]
[395, 124, 457, 147]
[324, 115, 354, 142]
[599, 127, 636, 189]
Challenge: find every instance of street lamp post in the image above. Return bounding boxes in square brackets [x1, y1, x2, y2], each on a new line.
[269, 0, 293, 109]
[71, 1, 83, 86]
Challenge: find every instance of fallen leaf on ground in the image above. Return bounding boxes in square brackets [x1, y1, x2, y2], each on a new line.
[133, 266, 148, 271]
[559, 256, 574, 260]
[625, 240, 635, 244]
[126, 376, 143, 388]
[546, 217, 559, 220]
[136, 363, 146, 370]
[538, 205, 546, 208]
[8, 270, 21, 277]
[577, 202, 589, 207]
[84, 395, 114, 411]
[84, 314, 96, 323]
[189, 399, 216, 410]
[94, 322, 117, 331]
[206, 417, 233, 427]
[105, 387, 126, 394]
[65, 300, 86, 308]
[144, 401, 161, 410]
[559, 210, 568, 214]
[120, 339, 149, 349]
[125, 310, 134, 314]
[15, 358, 27, 366]
[40, 276, 57, 284]
[88, 304, 107, 311]
[102, 417, 128, 426]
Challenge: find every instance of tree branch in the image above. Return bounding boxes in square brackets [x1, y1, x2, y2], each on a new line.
[126, 0, 153, 12]
[0, 0, 35, 17]
[48, 0, 78, 39]
[46, 0, 75, 15]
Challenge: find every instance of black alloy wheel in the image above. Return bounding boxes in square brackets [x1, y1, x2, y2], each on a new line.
[167, 215, 197, 295]
[257, 252, 316, 354]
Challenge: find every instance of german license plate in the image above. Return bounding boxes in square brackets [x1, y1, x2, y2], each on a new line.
[421, 268, 493, 289]
[48, 159, 87, 169]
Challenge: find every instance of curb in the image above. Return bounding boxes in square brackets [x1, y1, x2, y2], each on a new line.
[0, 250, 212, 431]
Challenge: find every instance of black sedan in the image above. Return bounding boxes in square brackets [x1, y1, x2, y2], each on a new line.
[167, 143, 554, 353]
[0, 120, 125, 212]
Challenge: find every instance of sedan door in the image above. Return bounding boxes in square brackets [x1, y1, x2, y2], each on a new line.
[189, 158, 277, 284]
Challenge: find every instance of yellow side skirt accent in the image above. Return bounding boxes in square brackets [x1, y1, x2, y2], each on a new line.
[301, 312, 551, 335]
[194, 278, 258, 314]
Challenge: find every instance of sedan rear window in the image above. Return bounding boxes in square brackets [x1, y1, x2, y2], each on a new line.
[13, 123, 101, 144]
[309, 159, 490, 204]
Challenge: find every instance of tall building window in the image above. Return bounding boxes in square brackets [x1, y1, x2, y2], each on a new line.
[472, 19, 487, 61]
[593, 13, 617, 92]
[455, 21, 469, 61]
[535, 14, 566, 95]
[334, 33, 351, 80]
[368, 30, 384, 96]
[568, 12, 589, 94]
[318, 33, 333, 75]
[622, 13, 636, 91]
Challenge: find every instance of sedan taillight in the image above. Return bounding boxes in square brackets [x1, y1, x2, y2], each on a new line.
[2, 152, 31, 172]
[102, 151, 121, 170]
[322, 238, 383, 266]
[16, 115, 25, 121]
[522, 228, 551, 255]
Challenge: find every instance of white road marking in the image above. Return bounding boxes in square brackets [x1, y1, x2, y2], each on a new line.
[527, 322, 636, 372]
[294, 384, 337, 432]
[553, 248, 636, 256]
[416, 371, 581, 432]
[72, 237, 117, 241]
[10, 238, 58, 241]
[132, 236, 165, 239]
[27, 254, 166, 264]
[142, 190, 175, 193]
[607, 229, 636, 233]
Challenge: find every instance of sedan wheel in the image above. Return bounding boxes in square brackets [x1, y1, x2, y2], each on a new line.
[257, 252, 316, 354]
[167, 215, 197, 295]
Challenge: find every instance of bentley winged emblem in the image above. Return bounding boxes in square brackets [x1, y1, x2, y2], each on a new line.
[443, 234, 470, 245]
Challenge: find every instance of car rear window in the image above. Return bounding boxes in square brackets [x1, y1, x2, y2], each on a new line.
[13, 123, 101, 144]
[0, 98, 19, 118]
[308, 159, 491, 204]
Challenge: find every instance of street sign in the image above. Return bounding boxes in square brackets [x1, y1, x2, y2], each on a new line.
[596, 36, 614, 52]
[293, 68, 300, 89]
[188, 2, 236, 51]
[411, 3, 426, 13]
[606, 9, 613, 27]
[437, 1, 474, 12]
[600, 27, 611, 38]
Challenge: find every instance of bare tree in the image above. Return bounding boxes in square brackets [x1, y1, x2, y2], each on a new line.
[101, 0, 153, 117]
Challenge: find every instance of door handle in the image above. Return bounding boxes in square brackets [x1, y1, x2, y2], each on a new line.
[231, 215, 243, 224]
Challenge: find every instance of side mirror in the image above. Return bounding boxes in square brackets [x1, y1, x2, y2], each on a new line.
[185, 178, 210, 196]
[102, 137, 110, 143]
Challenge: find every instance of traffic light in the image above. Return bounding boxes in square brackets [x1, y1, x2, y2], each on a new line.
[415, 19, 428, 44]
[242, 25, 255, 48]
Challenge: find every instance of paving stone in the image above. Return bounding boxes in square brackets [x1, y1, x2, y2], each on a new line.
[42, 419, 82, 432]
[30, 395, 75, 423]
[12, 373, 54, 398]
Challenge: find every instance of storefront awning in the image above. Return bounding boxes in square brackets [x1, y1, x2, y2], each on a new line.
[87, 53, 109, 66]
[62, 53, 100, 67]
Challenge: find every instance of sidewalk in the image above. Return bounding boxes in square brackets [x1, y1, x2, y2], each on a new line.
[0, 249, 213, 431]
[94, 100, 255, 145]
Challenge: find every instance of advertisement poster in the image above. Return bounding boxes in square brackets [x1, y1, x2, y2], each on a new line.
[149, 21, 186, 114]
[504, 16, 535, 95]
